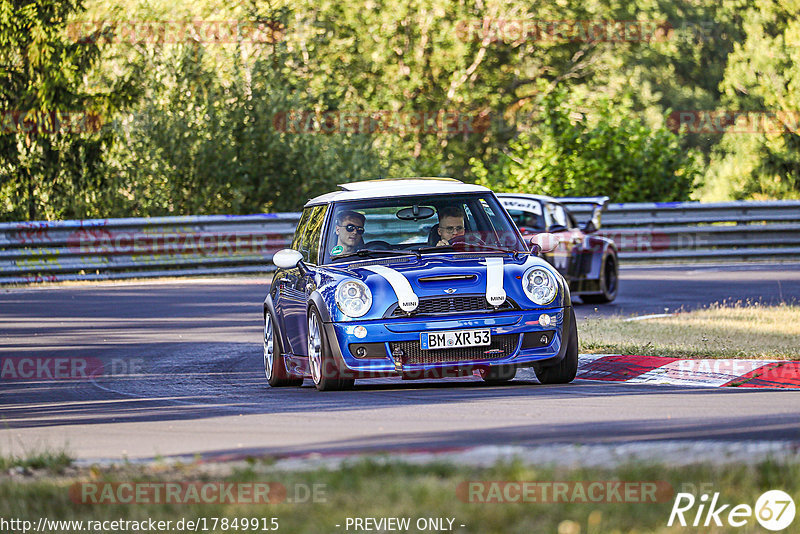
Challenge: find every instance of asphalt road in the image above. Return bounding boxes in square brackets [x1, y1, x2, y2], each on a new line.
[576, 262, 800, 318]
[1, 263, 799, 461]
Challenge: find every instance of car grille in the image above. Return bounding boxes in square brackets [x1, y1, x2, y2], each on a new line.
[388, 296, 518, 317]
[390, 334, 519, 365]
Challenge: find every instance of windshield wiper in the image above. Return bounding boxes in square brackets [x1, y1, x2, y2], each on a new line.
[464, 244, 527, 255]
[336, 249, 421, 260]
[414, 244, 532, 259]
[415, 244, 515, 254]
[414, 245, 454, 253]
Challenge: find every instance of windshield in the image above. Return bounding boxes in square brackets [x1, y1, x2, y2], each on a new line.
[322, 193, 525, 264]
[500, 197, 547, 232]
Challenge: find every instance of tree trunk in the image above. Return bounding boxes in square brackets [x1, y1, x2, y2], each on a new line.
[26, 167, 35, 221]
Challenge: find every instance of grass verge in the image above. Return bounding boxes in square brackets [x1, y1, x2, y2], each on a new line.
[1, 457, 799, 533]
[580, 302, 800, 359]
[0, 448, 73, 472]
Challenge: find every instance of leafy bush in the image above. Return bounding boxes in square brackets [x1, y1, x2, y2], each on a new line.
[471, 90, 701, 202]
[104, 45, 383, 216]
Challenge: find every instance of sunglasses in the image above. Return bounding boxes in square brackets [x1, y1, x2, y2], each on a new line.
[339, 224, 365, 234]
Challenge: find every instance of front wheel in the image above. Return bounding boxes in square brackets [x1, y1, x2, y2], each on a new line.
[534, 308, 578, 384]
[307, 307, 355, 392]
[264, 312, 302, 387]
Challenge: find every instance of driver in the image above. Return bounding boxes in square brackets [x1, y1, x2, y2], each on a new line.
[436, 207, 465, 246]
[332, 210, 366, 256]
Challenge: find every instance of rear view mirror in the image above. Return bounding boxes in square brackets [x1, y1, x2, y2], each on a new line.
[396, 205, 435, 221]
[529, 233, 560, 253]
[272, 249, 303, 269]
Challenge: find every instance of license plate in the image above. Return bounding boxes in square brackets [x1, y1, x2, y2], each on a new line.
[420, 329, 491, 350]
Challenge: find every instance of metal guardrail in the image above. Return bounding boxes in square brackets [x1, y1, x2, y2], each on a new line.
[0, 214, 300, 284]
[566, 200, 800, 262]
[1, 200, 799, 283]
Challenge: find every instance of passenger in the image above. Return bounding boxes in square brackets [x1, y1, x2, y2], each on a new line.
[332, 210, 366, 256]
[436, 207, 465, 246]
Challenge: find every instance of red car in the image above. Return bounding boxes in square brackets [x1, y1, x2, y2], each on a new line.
[498, 194, 619, 303]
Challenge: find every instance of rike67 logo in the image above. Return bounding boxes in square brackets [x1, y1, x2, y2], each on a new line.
[668, 489, 796, 531]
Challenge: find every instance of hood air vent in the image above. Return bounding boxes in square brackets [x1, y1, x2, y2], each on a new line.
[418, 274, 477, 283]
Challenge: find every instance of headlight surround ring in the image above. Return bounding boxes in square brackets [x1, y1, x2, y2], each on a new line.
[335, 279, 373, 318]
[522, 266, 558, 306]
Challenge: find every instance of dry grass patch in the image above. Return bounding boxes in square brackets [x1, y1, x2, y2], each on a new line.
[3, 456, 800, 534]
[580, 302, 800, 360]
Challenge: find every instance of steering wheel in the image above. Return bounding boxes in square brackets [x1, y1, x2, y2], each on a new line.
[363, 240, 392, 250]
[449, 233, 486, 250]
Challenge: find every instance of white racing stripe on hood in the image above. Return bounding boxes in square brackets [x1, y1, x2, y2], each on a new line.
[482, 257, 507, 307]
[363, 265, 419, 312]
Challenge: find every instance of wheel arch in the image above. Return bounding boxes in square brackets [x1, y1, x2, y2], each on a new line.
[584, 235, 616, 281]
[263, 293, 286, 355]
[307, 291, 350, 369]
[536, 304, 575, 368]
[308, 291, 333, 323]
[561, 275, 572, 305]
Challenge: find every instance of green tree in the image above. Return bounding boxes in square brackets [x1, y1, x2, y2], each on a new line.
[4, 0, 766, 221]
[471, 90, 700, 202]
[711, 0, 800, 199]
[101, 5, 384, 216]
[289, 0, 738, 189]
[0, 0, 113, 221]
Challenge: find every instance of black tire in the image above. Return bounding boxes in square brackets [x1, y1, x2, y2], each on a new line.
[479, 365, 517, 384]
[534, 308, 578, 384]
[580, 253, 618, 304]
[264, 311, 303, 387]
[307, 306, 355, 392]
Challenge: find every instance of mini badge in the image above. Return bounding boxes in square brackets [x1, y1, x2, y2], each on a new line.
[331, 245, 344, 256]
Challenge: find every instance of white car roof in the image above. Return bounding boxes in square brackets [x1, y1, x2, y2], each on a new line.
[497, 193, 554, 203]
[305, 178, 491, 206]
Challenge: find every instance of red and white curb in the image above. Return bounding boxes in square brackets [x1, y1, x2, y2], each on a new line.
[577, 355, 800, 388]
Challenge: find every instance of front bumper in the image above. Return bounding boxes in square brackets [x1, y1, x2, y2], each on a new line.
[321, 308, 571, 377]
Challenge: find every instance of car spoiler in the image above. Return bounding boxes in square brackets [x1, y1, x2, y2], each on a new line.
[555, 196, 610, 232]
[555, 196, 610, 210]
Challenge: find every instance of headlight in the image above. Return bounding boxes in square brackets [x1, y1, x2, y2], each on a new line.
[522, 267, 558, 305]
[335, 280, 373, 318]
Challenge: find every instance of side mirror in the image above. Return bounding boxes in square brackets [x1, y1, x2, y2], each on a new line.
[272, 249, 303, 269]
[529, 233, 560, 253]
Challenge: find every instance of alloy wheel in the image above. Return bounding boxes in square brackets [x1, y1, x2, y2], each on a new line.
[263, 314, 274, 380]
[308, 313, 322, 384]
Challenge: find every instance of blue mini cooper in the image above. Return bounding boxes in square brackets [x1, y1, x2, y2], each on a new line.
[264, 178, 578, 391]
